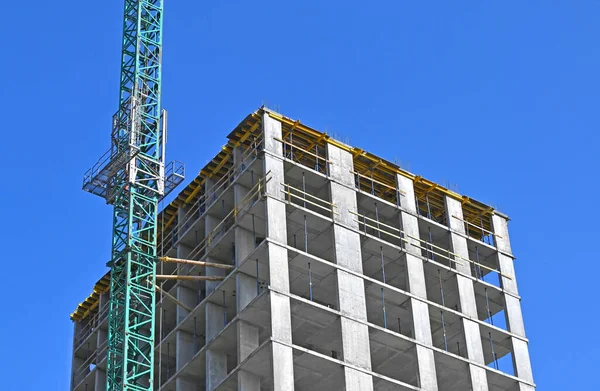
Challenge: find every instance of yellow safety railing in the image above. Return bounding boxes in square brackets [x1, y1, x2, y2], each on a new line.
[73, 301, 109, 349]
[349, 210, 512, 280]
[157, 174, 270, 282]
[281, 182, 339, 216]
[452, 215, 502, 245]
[273, 136, 330, 174]
[352, 170, 406, 206]
[159, 136, 263, 254]
[72, 338, 108, 388]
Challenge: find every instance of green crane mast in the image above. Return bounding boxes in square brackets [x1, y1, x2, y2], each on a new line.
[82, 1, 183, 389]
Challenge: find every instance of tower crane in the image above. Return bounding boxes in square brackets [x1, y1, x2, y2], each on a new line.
[82, 1, 184, 389]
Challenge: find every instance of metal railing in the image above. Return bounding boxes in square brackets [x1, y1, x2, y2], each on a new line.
[349, 209, 512, 282]
[72, 338, 108, 388]
[73, 301, 109, 350]
[162, 160, 185, 200]
[275, 136, 331, 176]
[281, 182, 338, 218]
[159, 137, 263, 254]
[157, 174, 270, 282]
[452, 215, 500, 247]
[353, 170, 405, 207]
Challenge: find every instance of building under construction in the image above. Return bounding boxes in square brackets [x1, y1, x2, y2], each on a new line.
[70, 107, 535, 391]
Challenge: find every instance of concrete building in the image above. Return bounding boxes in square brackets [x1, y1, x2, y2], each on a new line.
[70, 107, 535, 391]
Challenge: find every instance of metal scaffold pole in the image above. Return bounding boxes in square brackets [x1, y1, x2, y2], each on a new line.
[81, 1, 184, 390]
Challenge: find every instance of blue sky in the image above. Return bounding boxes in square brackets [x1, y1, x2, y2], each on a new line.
[0, 1, 597, 389]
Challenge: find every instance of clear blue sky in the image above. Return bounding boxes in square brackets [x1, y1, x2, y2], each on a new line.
[0, 1, 597, 389]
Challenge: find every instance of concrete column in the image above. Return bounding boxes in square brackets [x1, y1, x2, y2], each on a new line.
[233, 143, 245, 174]
[175, 302, 196, 391]
[397, 174, 438, 391]
[238, 370, 260, 391]
[173, 226, 199, 391]
[176, 208, 202, 297]
[99, 291, 109, 311]
[206, 257, 227, 295]
[263, 111, 295, 390]
[237, 320, 260, 391]
[175, 330, 196, 391]
[206, 350, 227, 390]
[177, 241, 203, 308]
[97, 328, 107, 353]
[492, 214, 534, 386]
[445, 196, 489, 391]
[492, 215, 525, 335]
[176, 283, 196, 323]
[95, 368, 106, 391]
[97, 292, 109, 354]
[70, 323, 82, 390]
[95, 294, 108, 391]
[71, 354, 87, 389]
[206, 177, 218, 209]
[206, 302, 227, 391]
[204, 193, 226, 294]
[234, 163, 262, 391]
[328, 142, 374, 391]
